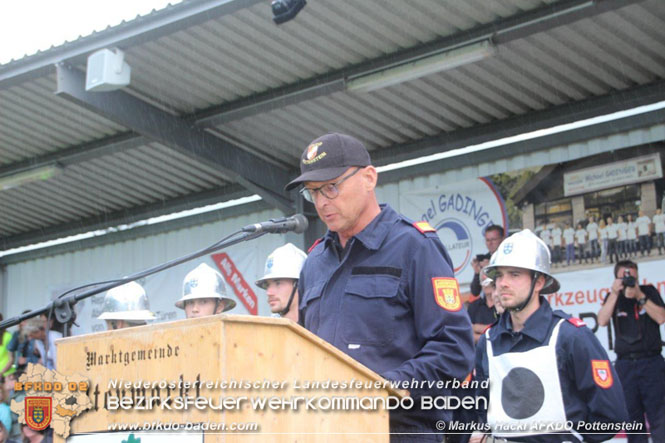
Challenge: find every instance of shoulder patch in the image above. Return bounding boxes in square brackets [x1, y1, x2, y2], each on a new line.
[432, 277, 462, 311]
[413, 221, 436, 234]
[591, 360, 614, 389]
[567, 317, 586, 328]
[308, 238, 322, 253]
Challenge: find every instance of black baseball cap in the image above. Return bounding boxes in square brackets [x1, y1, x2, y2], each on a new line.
[284, 133, 372, 191]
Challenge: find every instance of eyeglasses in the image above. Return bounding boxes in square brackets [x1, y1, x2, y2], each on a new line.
[299, 167, 361, 203]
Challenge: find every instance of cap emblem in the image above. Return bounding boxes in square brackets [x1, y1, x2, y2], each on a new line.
[306, 142, 322, 160]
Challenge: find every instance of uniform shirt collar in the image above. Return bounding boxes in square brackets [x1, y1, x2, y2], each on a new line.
[323, 204, 397, 251]
[492, 297, 553, 343]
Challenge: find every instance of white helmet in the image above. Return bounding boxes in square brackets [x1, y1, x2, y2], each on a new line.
[175, 263, 236, 311]
[483, 229, 560, 294]
[255, 243, 307, 289]
[98, 281, 156, 321]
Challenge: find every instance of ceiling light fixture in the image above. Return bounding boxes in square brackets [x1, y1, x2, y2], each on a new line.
[346, 40, 496, 92]
[0, 164, 63, 191]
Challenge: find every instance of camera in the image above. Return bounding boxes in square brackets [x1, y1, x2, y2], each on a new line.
[622, 269, 636, 288]
[475, 253, 491, 262]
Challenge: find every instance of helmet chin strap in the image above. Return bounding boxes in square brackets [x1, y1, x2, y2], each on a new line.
[278, 280, 298, 317]
[507, 271, 540, 313]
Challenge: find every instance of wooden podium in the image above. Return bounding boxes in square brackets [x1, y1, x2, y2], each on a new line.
[55, 315, 402, 442]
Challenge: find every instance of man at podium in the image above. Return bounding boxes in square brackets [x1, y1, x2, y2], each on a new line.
[286, 133, 475, 441]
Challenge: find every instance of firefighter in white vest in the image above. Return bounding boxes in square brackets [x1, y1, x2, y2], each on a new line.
[255, 243, 307, 322]
[471, 230, 628, 443]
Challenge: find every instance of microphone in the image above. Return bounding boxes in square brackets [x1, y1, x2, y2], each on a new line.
[242, 214, 308, 234]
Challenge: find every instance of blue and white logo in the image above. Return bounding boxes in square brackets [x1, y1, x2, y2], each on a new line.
[503, 243, 513, 254]
[436, 218, 473, 273]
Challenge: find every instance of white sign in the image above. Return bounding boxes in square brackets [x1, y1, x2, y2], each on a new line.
[547, 259, 665, 360]
[399, 178, 508, 285]
[564, 153, 662, 196]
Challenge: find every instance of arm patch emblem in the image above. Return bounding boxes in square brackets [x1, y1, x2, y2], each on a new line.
[591, 360, 614, 389]
[432, 277, 462, 311]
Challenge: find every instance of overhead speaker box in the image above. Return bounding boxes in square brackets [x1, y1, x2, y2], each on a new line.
[85, 48, 131, 92]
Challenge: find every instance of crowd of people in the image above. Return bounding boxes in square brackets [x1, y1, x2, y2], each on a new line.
[536, 209, 665, 267]
[2, 133, 664, 442]
[0, 312, 65, 442]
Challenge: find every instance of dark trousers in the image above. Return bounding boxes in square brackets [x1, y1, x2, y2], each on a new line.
[565, 244, 575, 265]
[590, 239, 600, 259]
[553, 245, 561, 264]
[608, 238, 619, 263]
[615, 355, 665, 443]
[639, 235, 650, 255]
[657, 232, 665, 253]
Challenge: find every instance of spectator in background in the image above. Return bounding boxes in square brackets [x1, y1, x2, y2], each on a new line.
[654, 208, 665, 255]
[469, 225, 505, 297]
[467, 273, 498, 344]
[6, 311, 38, 374]
[551, 222, 562, 267]
[617, 215, 628, 259]
[539, 222, 552, 257]
[575, 222, 587, 264]
[597, 260, 665, 442]
[626, 213, 638, 257]
[563, 222, 575, 266]
[0, 403, 19, 443]
[599, 218, 608, 263]
[606, 216, 619, 264]
[23, 318, 45, 367]
[0, 317, 14, 378]
[636, 210, 652, 256]
[586, 215, 599, 262]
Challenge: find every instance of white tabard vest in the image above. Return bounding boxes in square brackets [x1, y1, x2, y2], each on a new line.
[486, 319, 581, 440]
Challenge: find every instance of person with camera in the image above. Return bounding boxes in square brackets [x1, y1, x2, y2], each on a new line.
[597, 260, 665, 443]
[470, 225, 504, 296]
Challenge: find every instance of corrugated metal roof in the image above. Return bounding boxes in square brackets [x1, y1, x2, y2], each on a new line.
[1, 0, 664, 251]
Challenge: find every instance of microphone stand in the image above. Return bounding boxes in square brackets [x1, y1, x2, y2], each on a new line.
[0, 228, 268, 333]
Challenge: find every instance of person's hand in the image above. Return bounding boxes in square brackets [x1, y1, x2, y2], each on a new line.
[610, 278, 623, 295]
[471, 258, 481, 273]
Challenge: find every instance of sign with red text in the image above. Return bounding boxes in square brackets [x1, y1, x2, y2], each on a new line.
[212, 252, 258, 315]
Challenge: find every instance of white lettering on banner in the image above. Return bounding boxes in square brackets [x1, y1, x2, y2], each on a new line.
[398, 178, 508, 284]
[212, 252, 258, 315]
[549, 259, 665, 360]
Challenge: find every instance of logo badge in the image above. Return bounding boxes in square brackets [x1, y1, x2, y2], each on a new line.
[306, 142, 322, 160]
[25, 397, 52, 431]
[503, 243, 513, 254]
[432, 277, 462, 311]
[591, 360, 613, 389]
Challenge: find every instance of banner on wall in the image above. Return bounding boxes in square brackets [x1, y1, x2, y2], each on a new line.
[68, 247, 260, 335]
[398, 177, 508, 285]
[548, 258, 665, 360]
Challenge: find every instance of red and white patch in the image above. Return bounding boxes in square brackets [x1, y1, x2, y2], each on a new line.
[413, 221, 436, 234]
[591, 360, 613, 389]
[306, 142, 322, 160]
[432, 277, 462, 311]
[567, 317, 586, 327]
